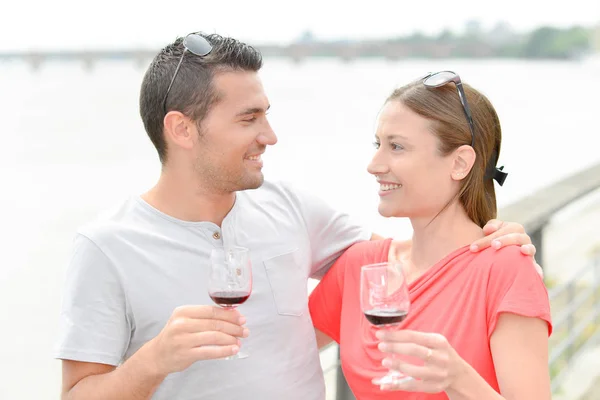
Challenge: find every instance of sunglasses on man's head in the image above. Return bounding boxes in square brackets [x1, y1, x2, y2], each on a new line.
[162, 33, 213, 115]
[420, 71, 476, 148]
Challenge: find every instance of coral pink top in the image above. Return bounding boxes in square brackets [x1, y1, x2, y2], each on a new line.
[309, 239, 552, 399]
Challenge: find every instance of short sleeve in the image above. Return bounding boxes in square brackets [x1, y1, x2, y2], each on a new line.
[281, 182, 371, 279]
[486, 246, 552, 339]
[54, 234, 132, 366]
[308, 250, 348, 343]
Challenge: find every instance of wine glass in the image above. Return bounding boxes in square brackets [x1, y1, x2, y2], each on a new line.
[208, 246, 253, 360]
[360, 261, 412, 385]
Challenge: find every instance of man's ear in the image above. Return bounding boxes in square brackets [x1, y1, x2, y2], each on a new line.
[163, 111, 195, 151]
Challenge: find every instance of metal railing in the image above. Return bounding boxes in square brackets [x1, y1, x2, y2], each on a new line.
[319, 343, 355, 400]
[548, 255, 600, 394]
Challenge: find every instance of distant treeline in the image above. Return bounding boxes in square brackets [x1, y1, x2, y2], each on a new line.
[429, 26, 593, 59]
[258, 25, 597, 60]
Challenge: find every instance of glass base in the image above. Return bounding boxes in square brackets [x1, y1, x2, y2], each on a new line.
[373, 370, 413, 385]
[225, 350, 249, 360]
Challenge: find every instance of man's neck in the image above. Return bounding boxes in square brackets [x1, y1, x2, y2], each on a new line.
[141, 170, 236, 227]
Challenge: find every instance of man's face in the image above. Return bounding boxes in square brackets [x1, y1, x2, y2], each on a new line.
[192, 70, 277, 193]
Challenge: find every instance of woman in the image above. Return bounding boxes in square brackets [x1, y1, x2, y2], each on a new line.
[309, 71, 552, 399]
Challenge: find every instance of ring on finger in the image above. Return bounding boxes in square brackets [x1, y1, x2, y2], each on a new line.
[425, 348, 433, 362]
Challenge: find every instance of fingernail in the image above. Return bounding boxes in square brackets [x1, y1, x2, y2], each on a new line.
[238, 316, 246, 325]
[382, 358, 392, 367]
[378, 342, 388, 351]
[470, 244, 478, 252]
[492, 240, 501, 249]
[231, 346, 239, 354]
[242, 328, 250, 337]
[375, 330, 385, 340]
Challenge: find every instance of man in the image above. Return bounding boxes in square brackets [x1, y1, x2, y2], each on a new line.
[55, 32, 537, 400]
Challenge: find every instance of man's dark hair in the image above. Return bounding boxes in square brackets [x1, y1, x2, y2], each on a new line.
[139, 32, 263, 163]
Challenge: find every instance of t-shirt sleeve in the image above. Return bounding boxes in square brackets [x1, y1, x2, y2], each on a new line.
[54, 234, 132, 366]
[308, 248, 349, 343]
[486, 246, 553, 339]
[281, 182, 372, 279]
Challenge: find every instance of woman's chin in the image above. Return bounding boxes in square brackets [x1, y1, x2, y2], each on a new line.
[378, 205, 407, 219]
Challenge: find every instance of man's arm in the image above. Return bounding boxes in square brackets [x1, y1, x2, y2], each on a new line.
[471, 219, 542, 275]
[61, 305, 247, 400]
[470, 219, 534, 254]
[370, 233, 385, 240]
[315, 329, 334, 349]
[62, 344, 163, 400]
[373, 219, 535, 254]
[378, 219, 541, 274]
[283, 183, 371, 278]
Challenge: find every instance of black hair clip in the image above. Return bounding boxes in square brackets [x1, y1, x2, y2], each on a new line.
[491, 166, 508, 186]
[485, 151, 508, 186]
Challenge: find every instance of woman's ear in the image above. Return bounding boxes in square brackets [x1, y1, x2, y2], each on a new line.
[451, 145, 476, 181]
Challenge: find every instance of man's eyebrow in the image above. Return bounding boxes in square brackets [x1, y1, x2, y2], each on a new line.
[236, 105, 271, 117]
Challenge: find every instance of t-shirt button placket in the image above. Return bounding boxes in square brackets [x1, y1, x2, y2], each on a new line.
[212, 231, 221, 240]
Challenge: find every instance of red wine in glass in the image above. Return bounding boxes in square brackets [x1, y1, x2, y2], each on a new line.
[209, 246, 253, 360]
[363, 309, 408, 326]
[360, 261, 412, 385]
[209, 291, 250, 307]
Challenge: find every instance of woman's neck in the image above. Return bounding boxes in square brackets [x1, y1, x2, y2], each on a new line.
[407, 203, 484, 277]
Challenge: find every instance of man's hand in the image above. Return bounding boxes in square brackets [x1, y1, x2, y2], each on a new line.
[146, 305, 249, 376]
[470, 219, 543, 276]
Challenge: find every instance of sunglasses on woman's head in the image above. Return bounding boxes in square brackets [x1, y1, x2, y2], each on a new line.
[420, 71, 476, 148]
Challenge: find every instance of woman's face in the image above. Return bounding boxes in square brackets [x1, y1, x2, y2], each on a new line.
[367, 101, 462, 220]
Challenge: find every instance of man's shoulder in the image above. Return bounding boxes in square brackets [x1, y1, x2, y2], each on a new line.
[325, 239, 392, 282]
[245, 179, 304, 197]
[241, 180, 315, 208]
[77, 197, 141, 244]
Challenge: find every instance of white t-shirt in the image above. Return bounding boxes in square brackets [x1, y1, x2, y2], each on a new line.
[54, 180, 371, 400]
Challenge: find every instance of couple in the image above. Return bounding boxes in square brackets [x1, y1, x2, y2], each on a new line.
[54, 32, 551, 400]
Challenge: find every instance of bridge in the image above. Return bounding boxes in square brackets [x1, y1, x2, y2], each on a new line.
[2, 23, 599, 70]
[0, 49, 159, 70]
[0, 43, 422, 69]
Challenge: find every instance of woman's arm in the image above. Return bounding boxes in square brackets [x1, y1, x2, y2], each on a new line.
[446, 313, 550, 399]
[492, 313, 551, 399]
[375, 313, 551, 400]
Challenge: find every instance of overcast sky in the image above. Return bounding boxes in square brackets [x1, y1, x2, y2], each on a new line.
[1, 0, 598, 51]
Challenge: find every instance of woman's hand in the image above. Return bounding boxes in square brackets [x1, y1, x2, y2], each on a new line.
[375, 329, 468, 393]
